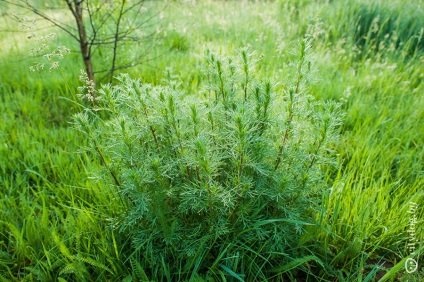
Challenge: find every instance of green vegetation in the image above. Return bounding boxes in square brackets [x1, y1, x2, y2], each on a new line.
[73, 44, 343, 280]
[0, 0, 423, 281]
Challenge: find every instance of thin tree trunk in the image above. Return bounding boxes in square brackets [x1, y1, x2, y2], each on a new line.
[68, 0, 95, 84]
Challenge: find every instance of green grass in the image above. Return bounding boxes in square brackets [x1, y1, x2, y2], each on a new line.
[0, 0, 423, 280]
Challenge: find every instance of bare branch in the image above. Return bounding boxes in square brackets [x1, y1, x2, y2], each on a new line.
[95, 41, 157, 77]
[0, 0, 79, 41]
[85, 1, 97, 60]
[110, 0, 127, 83]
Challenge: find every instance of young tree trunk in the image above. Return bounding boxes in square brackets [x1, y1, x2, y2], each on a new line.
[4, 0, 153, 87]
[66, 0, 95, 84]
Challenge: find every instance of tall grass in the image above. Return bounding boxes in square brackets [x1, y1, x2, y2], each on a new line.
[322, 0, 424, 61]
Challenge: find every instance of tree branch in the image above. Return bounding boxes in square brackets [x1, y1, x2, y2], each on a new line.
[0, 0, 79, 41]
[110, 0, 126, 83]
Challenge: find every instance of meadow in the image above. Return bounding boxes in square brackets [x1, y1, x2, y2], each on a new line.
[0, 0, 423, 281]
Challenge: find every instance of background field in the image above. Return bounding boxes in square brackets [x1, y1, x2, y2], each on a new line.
[0, 0, 423, 281]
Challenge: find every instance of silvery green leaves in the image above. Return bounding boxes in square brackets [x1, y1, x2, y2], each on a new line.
[74, 44, 343, 277]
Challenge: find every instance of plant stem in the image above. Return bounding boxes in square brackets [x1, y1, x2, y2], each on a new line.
[92, 138, 121, 187]
[275, 41, 307, 170]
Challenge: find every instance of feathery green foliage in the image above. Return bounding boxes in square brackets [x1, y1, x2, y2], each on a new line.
[73, 42, 343, 279]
